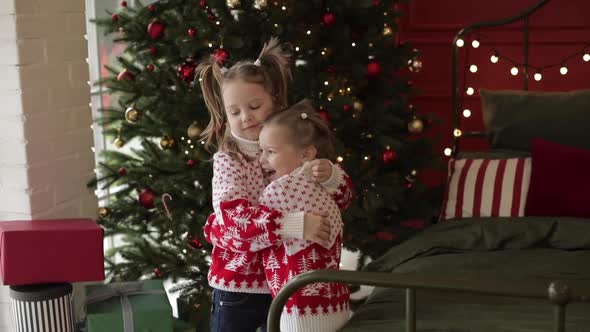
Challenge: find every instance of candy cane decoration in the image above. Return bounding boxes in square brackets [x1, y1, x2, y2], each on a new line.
[162, 193, 173, 220]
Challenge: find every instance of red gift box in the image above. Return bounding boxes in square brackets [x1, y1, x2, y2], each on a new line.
[0, 218, 105, 286]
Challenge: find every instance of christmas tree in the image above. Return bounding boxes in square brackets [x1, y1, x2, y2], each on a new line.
[90, 0, 441, 320]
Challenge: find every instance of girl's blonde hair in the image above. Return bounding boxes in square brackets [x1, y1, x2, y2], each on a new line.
[263, 99, 335, 160]
[196, 37, 292, 159]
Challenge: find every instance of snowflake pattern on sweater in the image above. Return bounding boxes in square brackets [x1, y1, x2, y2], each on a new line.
[259, 171, 350, 332]
[204, 150, 355, 295]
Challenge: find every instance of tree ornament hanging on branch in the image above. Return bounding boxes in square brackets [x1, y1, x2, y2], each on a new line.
[139, 188, 155, 209]
[147, 20, 165, 40]
[322, 12, 336, 27]
[213, 48, 230, 65]
[117, 69, 135, 81]
[125, 105, 142, 124]
[253, 0, 268, 9]
[187, 122, 203, 140]
[407, 117, 424, 134]
[98, 207, 111, 218]
[178, 60, 196, 83]
[226, 0, 240, 9]
[382, 149, 397, 164]
[408, 58, 423, 73]
[160, 136, 176, 150]
[114, 129, 126, 148]
[366, 61, 382, 78]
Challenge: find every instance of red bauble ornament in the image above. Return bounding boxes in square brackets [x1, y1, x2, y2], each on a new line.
[111, 14, 119, 22]
[189, 236, 204, 249]
[149, 46, 157, 56]
[406, 182, 414, 189]
[342, 104, 351, 111]
[118, 167, 127, 176]
[199, 0, 207, 8]
[154, 268, 162, 278]
[322, 13, 336, 27]
[149, 4, 156, 12]
[147, 20, 165, 40]
[382, 150, 397, 164]
[117, 69, 135, 81]
[188, 27, 197, 37]
[318, 110, 329, 122]
[213, 48, 229, 65]
[178, 61, 197, 82]
[186, 159, 196, 167]
[367, 61, 382, 77]
[208, 14, 216, 22]
[138, 188, 155, 209]
[121, 1, 127, 7]
[146, 64, 154, 72]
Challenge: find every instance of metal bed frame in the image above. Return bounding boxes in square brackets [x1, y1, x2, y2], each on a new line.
[451, 0, 550, 156]
[267, 1, 590, 331]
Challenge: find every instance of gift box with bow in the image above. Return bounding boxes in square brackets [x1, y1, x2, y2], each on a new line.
[85, 279, 173, 332]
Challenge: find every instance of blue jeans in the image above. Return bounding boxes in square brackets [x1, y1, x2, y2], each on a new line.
[210, 289, 273, 332]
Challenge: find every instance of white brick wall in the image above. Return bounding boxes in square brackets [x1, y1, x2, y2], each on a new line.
[0, 0, 96, 330]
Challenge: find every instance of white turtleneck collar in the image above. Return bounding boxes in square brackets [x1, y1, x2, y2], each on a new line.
[230, 129, 259, 156]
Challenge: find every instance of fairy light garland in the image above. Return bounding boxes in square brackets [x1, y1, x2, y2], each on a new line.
[444, 37, 590, 157]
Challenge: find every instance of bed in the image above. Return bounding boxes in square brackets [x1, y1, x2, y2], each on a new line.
[267, 1, 590, 331]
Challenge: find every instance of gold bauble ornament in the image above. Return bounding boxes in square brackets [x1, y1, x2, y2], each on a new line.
[409, 59, 423, 73]
[254, 0, 268, 9]
[407, 118, 424, 134]
[226, 0, 240, 9]
[114, 136, 126, 148]
[125, 106, 142, 123]
[160, 136, 176, 149]
[187, 122, 204, 140]
[353, 100, 364, 112]
[383, 26, 393, 36]
[98, 207, 111, 218]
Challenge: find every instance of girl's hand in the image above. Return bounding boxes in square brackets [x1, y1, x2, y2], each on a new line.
[303, 211, 331, 247]
[310, 159, 333, 183]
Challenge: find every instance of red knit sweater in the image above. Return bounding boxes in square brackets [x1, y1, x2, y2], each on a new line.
[259, 168, 350, 332]
[204, 138, 353, 295]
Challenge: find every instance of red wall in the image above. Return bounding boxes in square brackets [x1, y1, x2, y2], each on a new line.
[399, 0, 590, 155]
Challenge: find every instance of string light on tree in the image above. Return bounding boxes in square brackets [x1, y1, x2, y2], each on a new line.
[456, 38, 465, 47]
[469, 64, 478, 73]
[471, 39, 480, 48]
[466, 87, 475, 95]
[490, 54, 499, 63]
[463, 109, 471, 118]
[444, 148, 453, 157]
[584, 53, 590, 62]
[510, 66, 519, 76]
[534, 72, 542, 81]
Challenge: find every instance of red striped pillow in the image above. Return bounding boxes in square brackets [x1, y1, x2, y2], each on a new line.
[441, 157, 531, 220]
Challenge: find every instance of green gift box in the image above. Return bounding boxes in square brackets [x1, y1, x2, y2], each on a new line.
[85, 279, 173, 332]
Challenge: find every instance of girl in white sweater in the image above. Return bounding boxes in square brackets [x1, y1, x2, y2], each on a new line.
[259, 100, 351, 332]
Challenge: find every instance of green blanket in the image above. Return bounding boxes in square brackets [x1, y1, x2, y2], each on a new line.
[342, 218, 590, 332]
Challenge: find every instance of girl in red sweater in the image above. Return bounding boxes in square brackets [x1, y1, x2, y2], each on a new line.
[196, 38, 353, 332]
[258, 100, 351, 332]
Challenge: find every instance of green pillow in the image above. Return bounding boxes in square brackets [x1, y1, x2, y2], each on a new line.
[480, 89, 590, 151]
